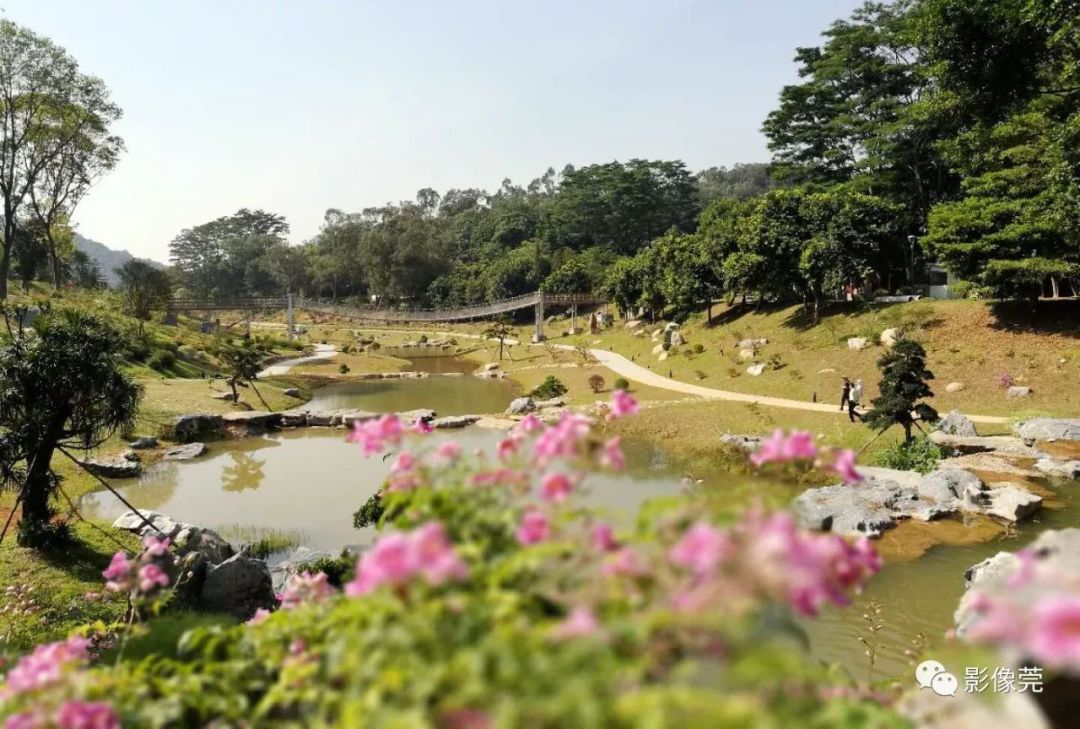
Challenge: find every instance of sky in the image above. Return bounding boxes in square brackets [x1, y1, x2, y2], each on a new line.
[4, 0, 865, 263]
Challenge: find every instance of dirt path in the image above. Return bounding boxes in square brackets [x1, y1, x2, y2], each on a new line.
[258, 343, 337, 377]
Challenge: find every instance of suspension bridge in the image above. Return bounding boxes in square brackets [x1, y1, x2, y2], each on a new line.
[165, 291, 608, 341]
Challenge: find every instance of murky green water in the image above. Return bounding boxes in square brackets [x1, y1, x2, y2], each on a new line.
[304, 351, 519, 415]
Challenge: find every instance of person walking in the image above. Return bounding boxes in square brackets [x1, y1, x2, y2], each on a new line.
[840, 377, 851, 411]
[848, 378, 864, 422]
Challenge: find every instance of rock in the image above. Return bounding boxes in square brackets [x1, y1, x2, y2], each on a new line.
[979, 482, 1042, 522]
[304, 410, 337, 426]
[658, 351, 669, 362]
[212, 392, 238, 401]
[818, 368, 836, 374]
[114, 509, 180, 536]
[938, 453, 1040, 478]
[338, 410, 379, 427]
[506, 397, 535, 415]
[1014, 417, 1080, 443]
[279, 409, 309, 427]
[534, 397, 565, 409]
[945, 381, 965, 393]
[1034, 457, 1080, 479]
[174, 526, 234, 564]
[432, 415, 480, 429]
[670, 330, 685, 347]
[283, 388, 302, 398]
[746, 363, 766, 376]
[928, 431, 1040, 457]
[879, 327, 902, 347]
[220, 411, 283, 437]
[651, 344, 664, 355]
[129, 436, 158, 450]
[122, 449, 140, 462]
[172, 414, 224, 443]
[172, 551, 210, 607]
[792, 479, 911, 537]
[397, 409, 436, 423]
[664, 322, 680, 332]
[917, 468, 981, 517]
[483, 362, 500, 372]
[1006, 385, 1032, 398]
[270, 546, 333, 593]
[847, 337, 869, 351]
[739, 349, 755, 359]
[163, 442, 207, 461]
[650, 328, 662, 340]
[625, 319, 643, 329]
[80, 455, 140, 479]
[935, 410, 978, 437]
[736, 338, 767, 349]
[718, 433, 761, 452]
[632, 330, 646, 338]
[199, 554, 276, 620]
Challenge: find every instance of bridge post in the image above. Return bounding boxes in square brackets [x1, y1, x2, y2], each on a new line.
[571, 303, 577, 333]
[533, 291, 545, 343]
[286, 293, 295, 341]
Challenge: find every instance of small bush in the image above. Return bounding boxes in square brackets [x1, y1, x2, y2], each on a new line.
[530, 375, 568, 400]
[727, 367, 741, 378]
[587, 374, 605, 393]
[341, 344, 354, 354]
[876, 436, 950, 474]
[305, 552, 356, 587]
[124, 341, 151, 363]
[147, 350, 177, 372]
[613, 377, 630, 390]
[998, 372, 1015, 389]
[693, 343, 705, 354]
[418, 334, 428, 344]
[767, 354, 785, 371]
[339, 363, 351, 375]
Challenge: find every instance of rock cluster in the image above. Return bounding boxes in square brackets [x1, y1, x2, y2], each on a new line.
[1014, 417, 1080, 443]
[171, 408, 442, 441]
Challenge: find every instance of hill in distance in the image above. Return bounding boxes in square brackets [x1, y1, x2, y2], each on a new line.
[74, 233, 166, 287]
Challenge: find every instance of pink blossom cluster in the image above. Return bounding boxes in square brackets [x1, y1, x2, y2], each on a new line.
[345, 522, 468, 596]
[516, 509, 550, 545]
[101, 535, 173, 598]
[347, 414, 405, 456]
[748, 429, 861, 483]
[607, 390, 639, 420]
[665, 512, 881, 617]
[5, 701, 119, 729]
[1, 636, 90, 699]
[386, 451, 424, 492]
[965, 579, 1080, 671]
[279, 571, 336, 610]
[532, 412, 593, 466]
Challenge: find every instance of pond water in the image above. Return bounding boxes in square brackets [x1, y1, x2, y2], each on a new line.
[303, 350, 518, 416]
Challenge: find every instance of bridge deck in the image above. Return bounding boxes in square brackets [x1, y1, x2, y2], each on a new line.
[300, 292, 605, 323]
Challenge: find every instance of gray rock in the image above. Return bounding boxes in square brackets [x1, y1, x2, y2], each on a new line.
[879, 327, 901, 347]
[746, 363, 766, 376]
[945, 381, 966, 393]
[220, 411, 282, 436]
[792, 479, 911, 537]
[172, 414, 224, 443]
[199, 554, 276, 620]
[80, 455, 140, 479]
[1006, 385, 1032, 398]
[304, 410, 337, 426]
[977, 482, 1042, 522]
[908, 468, 978, 520]
[122, 449, 140, 462]
[1014, 417, 1080, 443]
[506, 397, 536, 415]
[935, 410, 978, 437]
[533, 397, 565, 409]
[397, 409, 436, 424]
[173, 551, 210, 607]
[339, 410, 379, 427]
[736, 338, 767, 348]
[928, 431, 1041, 457]
[847, 337, 869, 351]
[938, 453, 1039, 478]
[718, 433, 761, 452]
[270, 546, 334, 593]
[114, 509, 180, 537]
[129, 436, 158, 450]
[212, 391, 238, 401]
[1034, 457, 1080, 479]
[432, 415, 480, 429]
[162, 442, 207, 461]
[283, 387, 302, 398]
[279, 409, 309, 427]
[670, 330, 685, 347]
[174, 526, 234, 564]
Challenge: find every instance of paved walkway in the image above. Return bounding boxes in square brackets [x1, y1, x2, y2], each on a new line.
[259, 343, 337, 377]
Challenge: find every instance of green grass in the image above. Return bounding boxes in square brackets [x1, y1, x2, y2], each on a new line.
[214, 524, 304, 559]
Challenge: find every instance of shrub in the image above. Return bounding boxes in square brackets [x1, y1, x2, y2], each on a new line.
[768, 354, 784, 371]
[613, 377, 630, 390]
[587, 374, 605, 393]
[147, 349, 177, 372]
[339, 363, 351, 375]
[875, 435, 951, 474]
[418, 334, 428, 344]
[998, 372, 1015, 389]
[341, 344, 354, 354]
[124, 340, 151, 363]
[530, 375, 568, 400]
[305, 553, 356, 587]
[692, 343, 705, 354]
[727, 367, 741, 378]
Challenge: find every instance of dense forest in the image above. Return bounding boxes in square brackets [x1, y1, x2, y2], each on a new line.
[163, 1, 1080, 317]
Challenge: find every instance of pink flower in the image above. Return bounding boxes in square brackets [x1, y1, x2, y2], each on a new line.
[1028, 597, 1080, 668]
[433, 441, 462, 464]
[411, 522, 469, 585]
[101, 552, 133, 593]
[289, 638, 307, 656]
[750, 429, 818, 466]
[1, 636, 90, 698]
[141, 534, 171, 557]
[602, 548, 647, 578]
[3, 711, 43, 729]
[280, 571, 335, 609]
[515, 413, 543, 433]
[412, 417, 434, 434]
[347, 414, 404, 457]
[591, 523, 618, 552]
[598, 436, 625, 470]
[607, 389, 639, 420]
[828, 449, 862, 483]
[496, 436, 520, 461]
[54, 701, 119, 729]
[137, 563, 170, 594]
[550, 607, 600, 640]
[965, 593, 1026, 644]
[669, 522, 733, 577]
[516, 509, 550, 545]
[247, 608, 272, 625]
[471, 468, 527, 488]
[539, 472, 576, 503]
[532, 413, 592, 466]
[1007, 547, 1037, 588]
[390, 452, 416, 474]
[345, 522, 468, 596]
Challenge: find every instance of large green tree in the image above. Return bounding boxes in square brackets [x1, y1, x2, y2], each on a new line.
[116, 260, 173, 332]
[864, 339, 937, 442]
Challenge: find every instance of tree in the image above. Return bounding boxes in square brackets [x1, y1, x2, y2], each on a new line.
[863, 340, 938, 443]
[0, 308, 141, 545]
[0, 20, 123, 298]
[481, 319, 515, 361]
[696, 163, 775, 203]
[219, 337, 271, 406]
[541, 260, 592, 294]
[115, 260, 173, 332]
[169, 209, 289, 296]
[11, 224, 48, 292]
[66, 249, 104, 289]
[652, 231, 721, 322]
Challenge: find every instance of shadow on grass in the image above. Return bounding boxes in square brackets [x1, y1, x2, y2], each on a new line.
[37, 527, 123, 583]
[988, 299, 1080, 338]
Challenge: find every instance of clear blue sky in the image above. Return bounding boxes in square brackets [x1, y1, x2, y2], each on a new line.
[4, 0, 863, 262]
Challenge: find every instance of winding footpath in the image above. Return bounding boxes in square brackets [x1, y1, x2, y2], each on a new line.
[258, 343, 338, 377]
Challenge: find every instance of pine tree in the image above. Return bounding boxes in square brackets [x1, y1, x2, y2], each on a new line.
[864, 340, 938, 443]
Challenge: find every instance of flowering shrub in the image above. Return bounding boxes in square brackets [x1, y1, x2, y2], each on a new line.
[749, 428, 862, 484]
[0, 391, 906, 726]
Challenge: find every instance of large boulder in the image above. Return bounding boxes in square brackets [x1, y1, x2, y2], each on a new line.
[935, 410, 978, 437]
[199, 554, 276, 620]
[221, 411, 282, 437]
[792, 479, 912, 537]
[113, 510, 234, 564]
[670, 330, 685, 347]
[304, 411, 338, 427]
[172, 414, 223, 443]
[279, 409, 309, 427]
[966, 481, 1042, 522]
[162, 442, 207, 461]
[506, 397, 535, 415]
[80, 455, 140, 479]
[928, 431, 1039, 456]
[847, 337, 869, 351]
[879, 328, 901, 347]
[1034, 458, 1080, 479]
[1014, 417, 1080, 443]
[746, 363, 765, 376]
[283, 388, 302, 398]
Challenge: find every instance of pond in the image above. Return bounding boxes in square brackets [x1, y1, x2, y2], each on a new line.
[303, 350, 519, 416]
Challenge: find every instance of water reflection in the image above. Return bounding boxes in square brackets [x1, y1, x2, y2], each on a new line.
[221, 452, 266, 492]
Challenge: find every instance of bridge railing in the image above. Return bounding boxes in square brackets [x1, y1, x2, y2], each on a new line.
[297, 291, 606, 323]
[166, 296, 288, 312]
